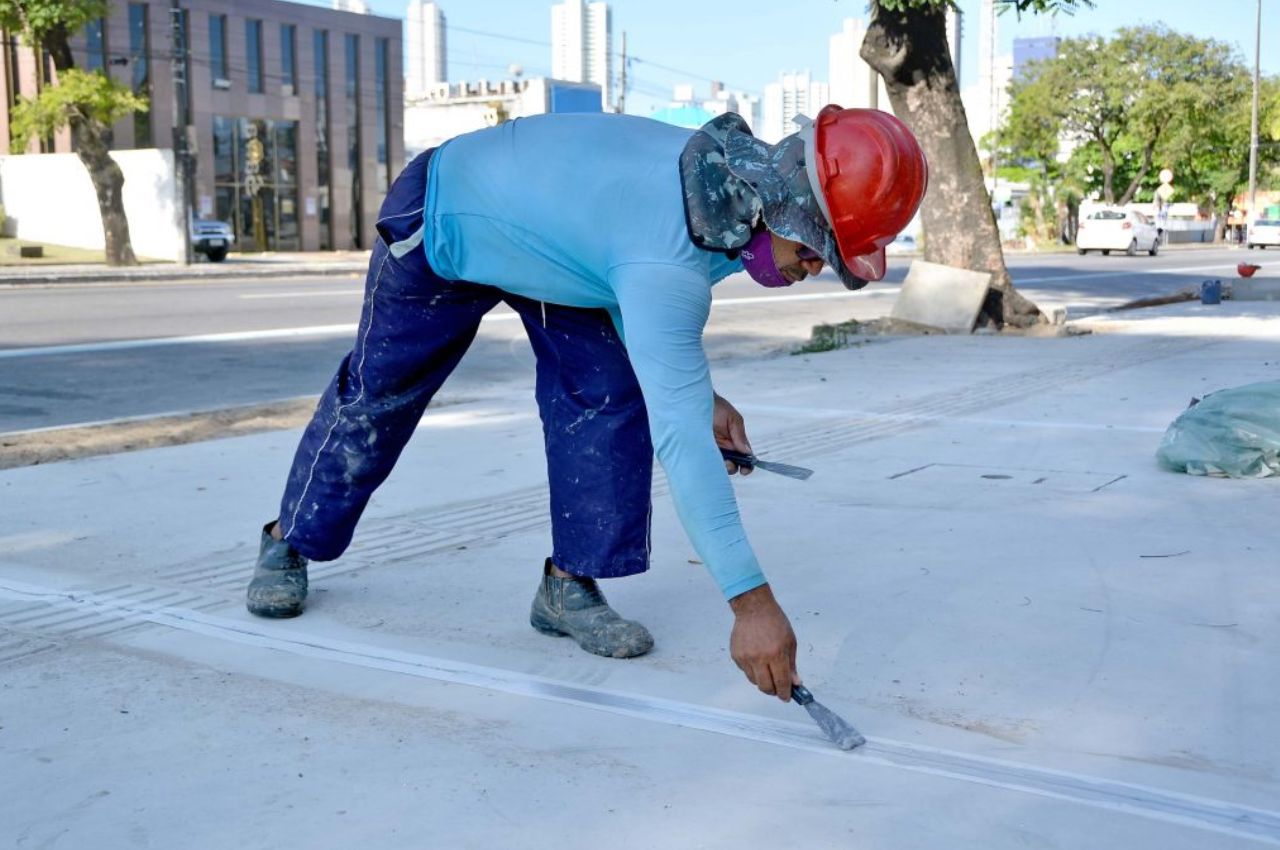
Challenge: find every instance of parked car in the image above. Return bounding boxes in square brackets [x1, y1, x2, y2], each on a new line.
[191, 218, 235, 262]
[1076, 208, 1162, 256]
[1247, 219, 1280, 249]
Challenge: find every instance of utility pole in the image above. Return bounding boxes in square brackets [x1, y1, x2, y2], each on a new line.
[987, 0, 999, 209]
[1247, 0, 1261, 225]
[171, 0, 193, 264]
[617, 31, 626, 114]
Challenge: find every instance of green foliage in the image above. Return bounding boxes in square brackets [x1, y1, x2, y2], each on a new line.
[0, 0, 108, 41]
[1003, 25, 1257, 207]
[9, 69, 147, 148]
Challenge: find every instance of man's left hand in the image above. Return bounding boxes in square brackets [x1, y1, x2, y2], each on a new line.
[713, 393, 753, 476]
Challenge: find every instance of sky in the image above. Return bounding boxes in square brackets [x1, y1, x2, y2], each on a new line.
[296, 0, 1275, 114]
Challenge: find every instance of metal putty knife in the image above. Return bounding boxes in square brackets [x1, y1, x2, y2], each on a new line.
[720, 448, 814, 481]
[792, 685, 866, 750]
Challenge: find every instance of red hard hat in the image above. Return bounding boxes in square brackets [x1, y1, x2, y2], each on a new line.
[801, 106, 928, 281]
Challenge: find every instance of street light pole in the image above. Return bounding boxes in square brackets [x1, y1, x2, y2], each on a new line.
[1247, 0, 1260, 225]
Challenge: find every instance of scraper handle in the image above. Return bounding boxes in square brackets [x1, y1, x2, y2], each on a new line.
[720, 448, 814, 481]
[791, 684, 814, 705]
[719, 448, 757, 470]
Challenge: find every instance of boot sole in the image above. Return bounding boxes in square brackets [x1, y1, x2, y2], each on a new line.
[530, 611, 652, 658]
[247, 601, 305, 618]
[529, 612, 568, 637]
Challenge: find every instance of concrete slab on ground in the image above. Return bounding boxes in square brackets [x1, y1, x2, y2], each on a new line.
[890, 260, 991, 332]
[2, 301, 1279, 848]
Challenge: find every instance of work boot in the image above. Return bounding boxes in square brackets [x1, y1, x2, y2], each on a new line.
[529, 559, 653, 658]
[246, 522, 309, 618]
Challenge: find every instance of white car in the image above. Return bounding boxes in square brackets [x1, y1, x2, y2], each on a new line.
[885, 233, 918, 255]
[1247, 219, 1280, 249]
[1076, 208, 1162, 256]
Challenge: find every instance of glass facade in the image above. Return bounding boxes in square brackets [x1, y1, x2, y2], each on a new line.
[212, 115, 301, 252]
[344, 33, 362, 249]
[280, 25, 296, 93]
[374, 37, 389, 194]
[209, 14, 227, 83]
[246, 20, 263, 94]
[128, 4, 150, 147]
[85, 19, 107, 73]
[314, 30, 332, 250]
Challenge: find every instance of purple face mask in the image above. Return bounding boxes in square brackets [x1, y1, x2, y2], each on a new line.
[740, 229, 791, 288]
[740, 231, 823, 288]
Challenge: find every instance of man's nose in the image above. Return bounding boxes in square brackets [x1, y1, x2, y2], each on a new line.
[801, 257, 824, 276]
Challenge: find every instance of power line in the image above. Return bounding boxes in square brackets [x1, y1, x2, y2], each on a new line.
[443, 20, 761, 97]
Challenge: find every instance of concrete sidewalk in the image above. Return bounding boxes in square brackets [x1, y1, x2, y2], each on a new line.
[0, 250, 370, 285]
[2, 301, 1278, 849]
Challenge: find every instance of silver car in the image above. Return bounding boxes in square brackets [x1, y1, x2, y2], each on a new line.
[191, 218, 235, 262]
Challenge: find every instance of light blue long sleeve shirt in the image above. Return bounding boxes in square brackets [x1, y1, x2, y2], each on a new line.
[423, 112, 764, 600]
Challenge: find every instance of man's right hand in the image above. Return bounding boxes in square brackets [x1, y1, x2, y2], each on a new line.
[728, 583, 800, 701]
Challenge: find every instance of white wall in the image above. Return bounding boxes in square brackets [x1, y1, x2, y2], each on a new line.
[0, 149, 183, 261]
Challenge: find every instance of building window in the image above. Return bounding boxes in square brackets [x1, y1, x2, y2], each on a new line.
[5, 37, 21, 109]
[85, 18, 107, 73]
[212, 115, 301, 252]
[344, 33, 362, 249]
[374, 37, 390, 194]
[213, 115, 235, 184]
[314, 29, 331, 250]
[209, 14, 228, 85]
[280, 24, 296, 94]
[246, 19, 263, 94]
[128, 3, 150, 147]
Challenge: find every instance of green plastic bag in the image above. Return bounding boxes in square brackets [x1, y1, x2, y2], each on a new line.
[1157, 381, 1280, 478]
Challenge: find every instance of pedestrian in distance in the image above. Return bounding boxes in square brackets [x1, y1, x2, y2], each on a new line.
[245, 105, 927, 700]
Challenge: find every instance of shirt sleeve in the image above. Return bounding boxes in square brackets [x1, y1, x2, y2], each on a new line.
[609, 262, 767, 600]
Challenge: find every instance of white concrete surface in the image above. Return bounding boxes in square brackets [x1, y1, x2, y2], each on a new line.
[2, 302, 1279, 848]
[0, 148, 183, 261]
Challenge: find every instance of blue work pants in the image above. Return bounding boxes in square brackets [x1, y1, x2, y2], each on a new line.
[277, 152, 653, 579]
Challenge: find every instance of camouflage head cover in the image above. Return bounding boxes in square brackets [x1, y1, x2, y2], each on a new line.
[679, 113, 866, 290]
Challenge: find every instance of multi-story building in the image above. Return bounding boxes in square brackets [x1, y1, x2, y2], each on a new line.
[945, 6, 963, 86]
[405, 76, 602, 156]
[0, 0, 403, 253]
[827, 19, 889, 113]
[406, 0, 447, 97]
[550, 0, 612, 112]
[661, 82, 758, 132]
[761, 71, 829, 144]
[1012, 36, 1059, 81]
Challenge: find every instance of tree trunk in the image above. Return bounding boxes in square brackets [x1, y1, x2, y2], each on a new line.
[72, 119, 137, 265]
[45, 24, 138, 266]
[1116, 141, 1156, 207]
[861, 3, 1044, 329]
[1099, 141, 1117, 204]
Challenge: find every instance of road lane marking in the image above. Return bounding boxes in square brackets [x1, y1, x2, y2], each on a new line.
[0, 290, 873, 359]
[238, 289, 364, 299]
[2, 575, 1278, 846]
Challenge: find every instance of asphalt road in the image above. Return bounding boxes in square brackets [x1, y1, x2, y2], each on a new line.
[0, 245, 1248, 433]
